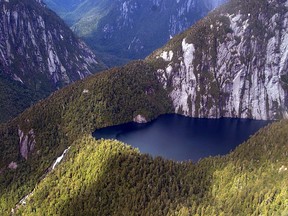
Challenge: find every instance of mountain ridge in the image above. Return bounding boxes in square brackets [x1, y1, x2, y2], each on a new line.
[147, 0, 288, 120]
[0, 60, 173, 214]
[0, 0, 106, 122]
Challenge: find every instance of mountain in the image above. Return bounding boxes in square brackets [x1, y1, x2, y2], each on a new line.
[0, 61, 173, 214]
[0, 0, 106, 123]
[147, 0, 288, 120]
[1, 64, 288, 214]
[43, 0, 225, 66]
[0, 0, 288, 214]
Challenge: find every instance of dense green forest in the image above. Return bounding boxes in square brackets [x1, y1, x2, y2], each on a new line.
[0, 71, 44, 123]
[16, 119, 288, 215]
[0, 61, 173, 214]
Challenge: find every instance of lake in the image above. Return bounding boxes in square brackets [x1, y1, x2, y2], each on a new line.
[93, 114, 271, 162]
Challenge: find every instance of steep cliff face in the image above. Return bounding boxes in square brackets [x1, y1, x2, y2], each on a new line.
[0, 0, 104, 93]
[0, 0, 105, 122]
[44, 0, 225, 66]
[148, 0, 288, 120]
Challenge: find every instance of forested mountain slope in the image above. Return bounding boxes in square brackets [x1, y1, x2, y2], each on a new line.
[0, 61, 172, 214]
[15, 121, 288, 215]
[0, 70, 42, 123]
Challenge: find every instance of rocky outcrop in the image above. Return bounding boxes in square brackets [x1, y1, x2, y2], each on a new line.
[18, 128, 36, 160]
[149, 0, 288, 120]
[8, 162, 18, 170]
[133, 114, 147, 123]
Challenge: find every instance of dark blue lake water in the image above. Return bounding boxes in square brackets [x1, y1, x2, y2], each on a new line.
[93, 114, 271, 162]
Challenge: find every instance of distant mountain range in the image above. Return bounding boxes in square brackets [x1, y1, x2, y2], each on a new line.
[43, 0, 225, 66]
[0, 0, 105, 122]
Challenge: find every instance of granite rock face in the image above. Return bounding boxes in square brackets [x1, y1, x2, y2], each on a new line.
[0, 0, 104, 93]
[149, 0, 288, 120]
[0, 0, 105, 122]
[133, 114, 147, 123]
[18, 128, 36, 160]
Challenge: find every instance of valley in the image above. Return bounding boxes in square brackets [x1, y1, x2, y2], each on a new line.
[43, 0, 225, 66]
